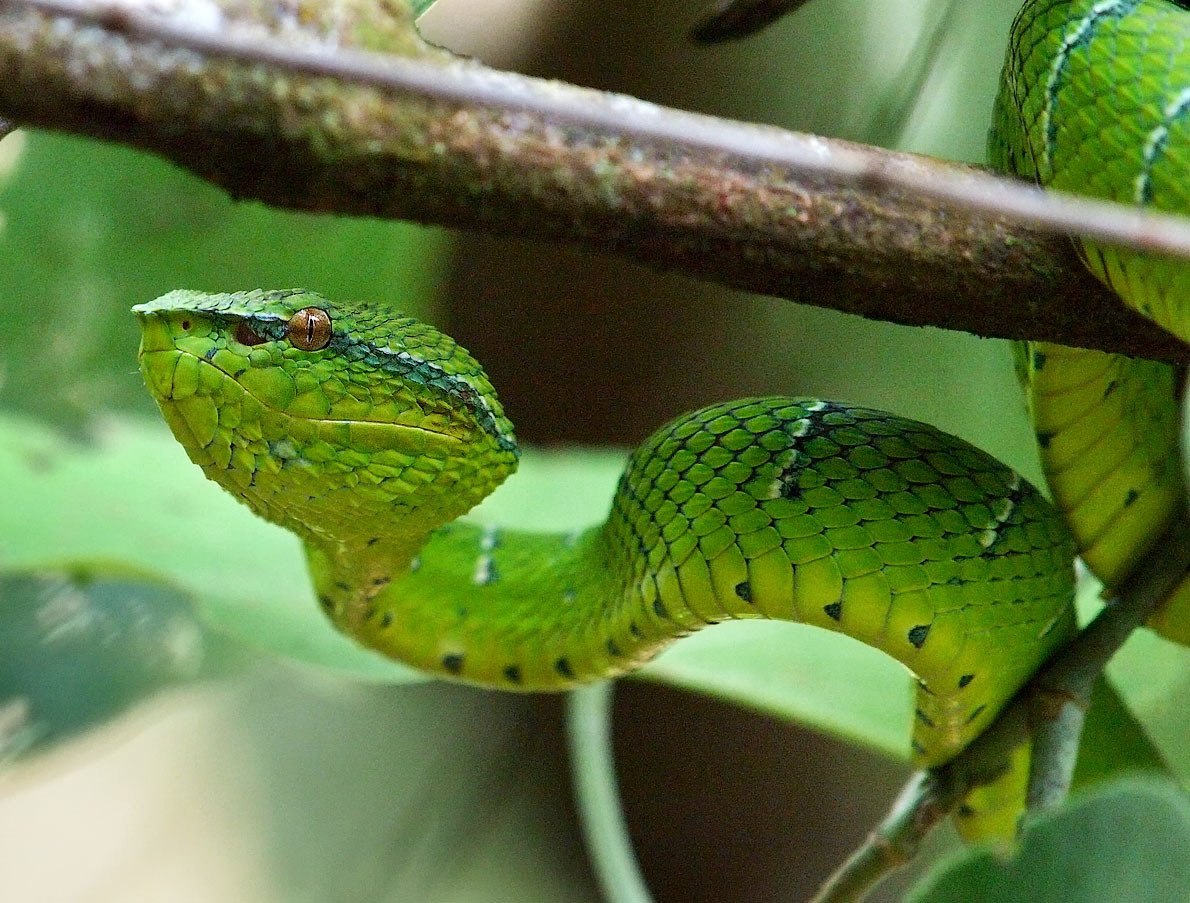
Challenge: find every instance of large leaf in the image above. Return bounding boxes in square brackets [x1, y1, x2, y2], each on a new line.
[638, 621, 911, 760]
[7, 407, 1188, 770]
[908, 778, 1190, 902]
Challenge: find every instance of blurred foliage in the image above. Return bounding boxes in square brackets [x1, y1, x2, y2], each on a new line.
[0, 571, 208, 761]
[0, 0, 1186, 901]
[909, 778, 1190, 903]
[0, 131, 449, 428]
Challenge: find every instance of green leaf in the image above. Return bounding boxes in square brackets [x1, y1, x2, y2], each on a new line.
[1104, 626, 1190, 781]
[637, 621, 912, 760]
[1072, 677, 1171, 790]
[908, 778, 1190, 903]
[0, 570, 208, 760]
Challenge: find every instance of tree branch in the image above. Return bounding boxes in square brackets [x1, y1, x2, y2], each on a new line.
[814, 514, 1190, 902]
[0, 0, 1186, 362]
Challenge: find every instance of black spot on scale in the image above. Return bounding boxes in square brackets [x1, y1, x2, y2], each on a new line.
[958, 674, 975, 689]
[367, 536, 380, 547]
[907, 624, 931, 649]
[653, 599, 670, 620]
[380, 611, 393, 628]
[1124, 489, 1139, 507]
[606, 638, 622, 658]
[915, 708, 936, 729]
[823, 601, 842, 622]
[911, 740, 927, 757]
[442, 653, 464, 675]
[965, 704, 987, 725]
[1032, 349, 1047, 370]
[957, 804, 976, 818]
[204, 346, 218, 361]
[555, 658, 576, 680]
[503, 665, 523, 685]
[317, 594, 333, 610]
[1102, 379, 1118, 400]
[734, 581, 753, 603]
[630, 622, 643, 639]
[1036, 431, 1054, 450]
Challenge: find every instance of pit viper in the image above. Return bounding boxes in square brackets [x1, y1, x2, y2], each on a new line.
[133, 0, 1186, 846]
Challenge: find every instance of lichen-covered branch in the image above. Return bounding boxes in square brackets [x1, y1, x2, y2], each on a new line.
[0, 0, 1185, 362]
[814, 514, 1190, 902]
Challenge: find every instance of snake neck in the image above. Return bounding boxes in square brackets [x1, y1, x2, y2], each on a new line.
[314, 522, 652, 689]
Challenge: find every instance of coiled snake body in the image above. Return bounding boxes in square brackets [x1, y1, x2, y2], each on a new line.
[990, 0, 1189, 639]
[134, 0, 1186, 842]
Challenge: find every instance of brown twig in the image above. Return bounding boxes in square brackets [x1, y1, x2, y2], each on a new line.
[0, 0, 1185, 361]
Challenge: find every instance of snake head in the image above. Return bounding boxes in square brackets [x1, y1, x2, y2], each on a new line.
[133, 289, 519, 553]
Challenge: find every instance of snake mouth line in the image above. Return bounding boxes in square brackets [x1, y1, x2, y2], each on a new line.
[150, 346, 462, 445]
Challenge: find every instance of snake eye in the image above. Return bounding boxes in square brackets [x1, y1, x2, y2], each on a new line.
[235, 320, 268, 347]
[287, 307, 332, 351]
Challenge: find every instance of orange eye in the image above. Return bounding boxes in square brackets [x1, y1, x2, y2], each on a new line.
[286, 307, 332, 351]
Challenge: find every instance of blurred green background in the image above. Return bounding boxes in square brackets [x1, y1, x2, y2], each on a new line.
[1, 1, 1187, 901]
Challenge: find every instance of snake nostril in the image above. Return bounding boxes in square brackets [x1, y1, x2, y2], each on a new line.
[180, 320, 191, 330]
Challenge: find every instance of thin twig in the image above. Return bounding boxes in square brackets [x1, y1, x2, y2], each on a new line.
[810, 771, 958, 903]
[1025, 519, 1190, 812]
[814, 515, 1190, 902]
[0, 0, 1185, 361]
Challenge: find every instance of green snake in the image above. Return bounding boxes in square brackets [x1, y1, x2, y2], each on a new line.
[989, 0, 1189, 640]
[133, 0, 1186, 842]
